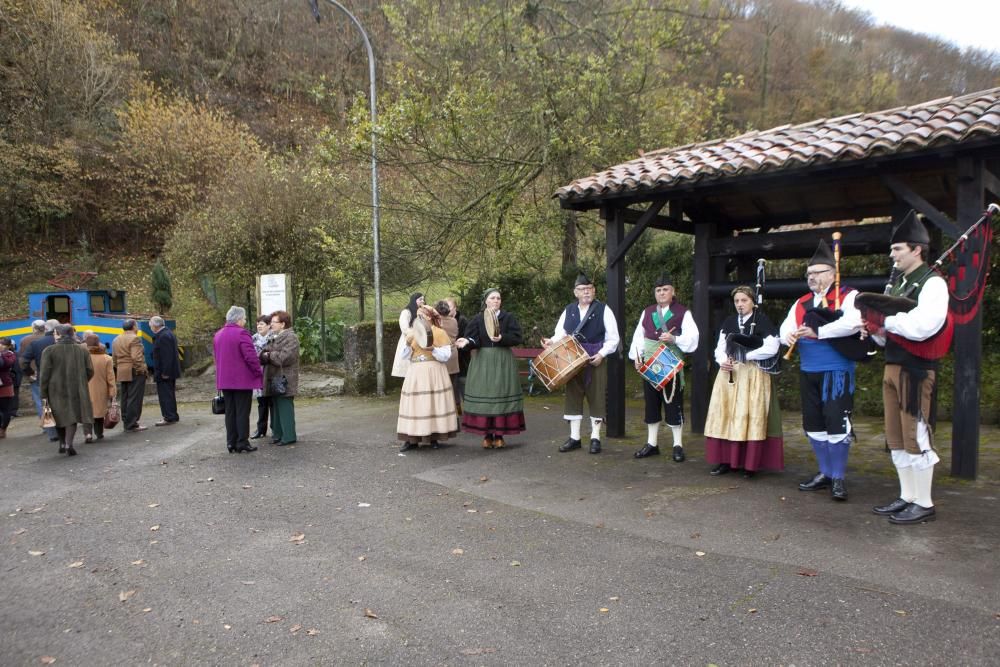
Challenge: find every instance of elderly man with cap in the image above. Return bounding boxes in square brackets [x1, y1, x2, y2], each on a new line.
[865, 211, 948, 524]
[779, 238, 862, 501]
[628, 272, 699, 462]
[543, 273, 620, 454]
[112, 318, 148, 432]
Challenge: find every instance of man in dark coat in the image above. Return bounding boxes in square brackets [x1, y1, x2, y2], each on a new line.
[21, 319, 59, 440]
[112, 319, 148, 432]
[150, 316, 181, 426]
[40, 324, 94, 455]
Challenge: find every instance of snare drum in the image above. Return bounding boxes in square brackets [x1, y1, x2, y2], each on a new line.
[533, 336, 591, 391]
[638, 344, 684, 391]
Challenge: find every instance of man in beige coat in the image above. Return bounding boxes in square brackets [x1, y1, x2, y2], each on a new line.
[112, 319, 147, 432]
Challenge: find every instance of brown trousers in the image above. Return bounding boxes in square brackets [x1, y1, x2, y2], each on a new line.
[564, 361, 607, 419]
[882, 364, 935, 455]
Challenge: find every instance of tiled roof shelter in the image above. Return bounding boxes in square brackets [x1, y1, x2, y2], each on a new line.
[557, 87, 1000, 479]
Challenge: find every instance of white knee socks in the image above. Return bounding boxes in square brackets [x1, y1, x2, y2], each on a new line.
[896, 464, 916, 503]
[568, 418, 582, 441]
[912, 464, 935, 508]
[590, 417, 603, 441]
[670, 424, 683, 448]
[647, 423, 659, 448]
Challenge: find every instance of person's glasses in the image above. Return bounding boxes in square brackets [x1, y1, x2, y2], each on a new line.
[805, 269, 832, 278]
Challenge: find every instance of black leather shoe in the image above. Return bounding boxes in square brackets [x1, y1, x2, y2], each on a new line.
[672, 445, 685, 462]
[270, 438, 281, 445]
[710, 463, 730, 476]
[589, 439, 601, 454]
[430, 441, 440, 449]
[227, 445, 236, 453]
[559, 438, 581, 452]
[399, 442, 417, 452]
[798, 473, 832, 491]
[250, 431, 265, 440]
[888, 503, 936, 524]
[634, 443, 659, 458]
[742, 470, 755, 479]
[872, 498, 910, 515]
[236, 444, 258, 453]
[831, 478, 848, 501]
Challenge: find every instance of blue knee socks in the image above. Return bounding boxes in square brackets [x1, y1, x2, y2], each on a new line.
[809, 436, 831, 478]
[827, 436, 851, 479]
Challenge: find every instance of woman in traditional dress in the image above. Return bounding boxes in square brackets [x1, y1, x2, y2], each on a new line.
[455, 288, 525, 448]
[703, 286, 784, 478]
[391, 293, 424, 378]
[397, 305, 458, 451]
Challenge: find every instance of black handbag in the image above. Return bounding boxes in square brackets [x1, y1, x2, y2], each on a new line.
[270, 374, 288, 395]
[211, 392, 225, 415]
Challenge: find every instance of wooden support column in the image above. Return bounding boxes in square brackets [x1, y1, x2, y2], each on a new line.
[604, 204, 627, 438]
[952, 158, 983, 479]
[691, 221, 714, 433]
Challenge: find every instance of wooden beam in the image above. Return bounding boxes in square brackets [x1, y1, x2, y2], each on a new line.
[608, 200, 668, 266]
[691, 222, 714, 434]
[604, 205, 627, 439]
[951, 158, 983, 479]
[707, 223, 894, 259]
[880, 173, 961, 237]
[982, 163, 1000, 199]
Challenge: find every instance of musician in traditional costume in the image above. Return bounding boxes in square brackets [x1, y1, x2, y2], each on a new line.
[864, 212, 948, 524]
[628, 272, 699, 462]
[779, 239, 862, 501]
[396, 305, 458, 452]
[455, 289, 526, 448]
[704, 286, 783, 477]
[545, 273, 620, 454]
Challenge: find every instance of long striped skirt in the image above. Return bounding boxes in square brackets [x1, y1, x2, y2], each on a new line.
[396, 359, 458, 443]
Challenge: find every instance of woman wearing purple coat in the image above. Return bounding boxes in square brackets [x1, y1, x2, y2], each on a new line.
[214, 306, 264, 453]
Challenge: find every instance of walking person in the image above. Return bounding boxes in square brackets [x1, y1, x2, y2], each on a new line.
[21, 319, 59, 441]
[0, 338, 17, 438]
[213, 306, 263, 453]
[40, 324, 94, 456]
[150, 316, 181, 426]
[261, 310, 300, 446]
[82, 334, 116, 443]
[112, 319, 148, 432]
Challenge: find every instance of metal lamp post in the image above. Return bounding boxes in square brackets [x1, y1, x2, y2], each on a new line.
[309, 0, 385, 395]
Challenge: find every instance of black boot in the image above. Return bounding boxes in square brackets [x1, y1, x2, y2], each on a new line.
[798, 473, 832, 491]
[831, 478, 848, 501]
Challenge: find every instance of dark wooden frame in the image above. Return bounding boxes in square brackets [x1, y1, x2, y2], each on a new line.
[565, 146, 1000, 480]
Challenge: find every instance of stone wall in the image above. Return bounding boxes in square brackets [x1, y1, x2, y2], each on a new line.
[343, 321, 403, 395]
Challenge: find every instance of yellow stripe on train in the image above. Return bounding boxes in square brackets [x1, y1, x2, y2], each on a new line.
[0, 326, 33, 337]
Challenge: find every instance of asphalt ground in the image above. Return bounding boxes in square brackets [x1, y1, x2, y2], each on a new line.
[1, 393, 998, 666]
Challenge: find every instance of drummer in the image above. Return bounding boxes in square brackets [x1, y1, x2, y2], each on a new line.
[543, 273, 620, 454]
[628, 272, 699, 462]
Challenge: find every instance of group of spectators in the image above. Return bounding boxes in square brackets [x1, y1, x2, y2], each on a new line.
[213, 306, 300, 454]
[6, 317, 180, 455]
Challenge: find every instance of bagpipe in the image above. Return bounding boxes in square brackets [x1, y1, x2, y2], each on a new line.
[855, 204, 997, 360]
[726, 259, 781, 380]
[784, 232, 876, 362]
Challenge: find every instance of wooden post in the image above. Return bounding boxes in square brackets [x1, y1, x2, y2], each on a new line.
[952, 157, 983, 479]
[604, 204, 627, 438]
[691, 221, 714, 433]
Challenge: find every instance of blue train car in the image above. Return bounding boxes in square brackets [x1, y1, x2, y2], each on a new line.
[0, 290, 176, 367]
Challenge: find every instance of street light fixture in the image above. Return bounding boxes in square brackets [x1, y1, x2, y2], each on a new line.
[309, 0, 385, 396]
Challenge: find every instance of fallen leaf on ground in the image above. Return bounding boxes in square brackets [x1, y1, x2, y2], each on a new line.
[118, 590, 136, 602]
[147, 503, 159, 508]
[131, 560, 145, 566]
[451, 548, 464, 555]
[466, 509, 478, 513]
[289, 533, 305, 544]
[357, 503, 371, 508]
[459, 648, 496, 656]
[28, 550, 45, 556]
[306, 628, 320, 636]
[609, 596, 619, 601]
[364, 609, 378, 619]
[510, 560, 521, 567]
[894, 610, 908, 616]
[265, 615, 284, 623]
[797, 568, 819, 577]
[241, 581, 255, 585]
[39, 657, 56, 664]
[242, 485, 252, 489]
[462, 501, 472, 507]
[149, 525, 160, 532]
[13, 528, 26, 535]
[748, 608, 758, 613]
[142, 608, 152, 613]
[695, 551, 706, 557]
[206, 478, 214, 482]
[599, 608, 610, 613]
[479, 476, 488, 482]
[289, 624, 302, 634]
[689, 533, 701, 539]
[67, 561, 84, 569]
[357, 556, 366, 561]
[223, 624, 231, 630]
